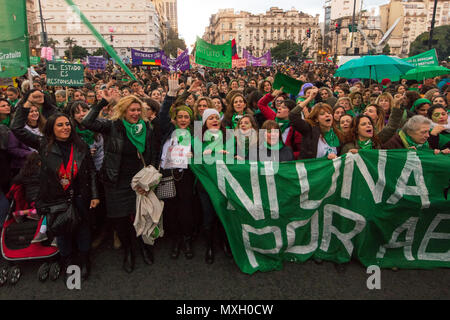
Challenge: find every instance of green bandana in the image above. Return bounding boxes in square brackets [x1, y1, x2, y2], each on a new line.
[76, 126, 95, 146]
[357, 139, 373, 150]
[231, 113, 245, 129]
[346, 109, 356, 117]
[276, 118, 290, 133]
[56, 101, 66, 109]
[174, 126, 192, 146]
[411, 98, 431, 113]
[8, 99, 19, 108]
[122, 119, 147, 153]
[264, 141, 283, 151]
[398, 130, 429, 150]
[323, 129, 340, 148]
[1, 115, 10, 127]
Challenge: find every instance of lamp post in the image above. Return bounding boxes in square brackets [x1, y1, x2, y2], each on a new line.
[428, 0, 438, 50]
[38, 0, 47, 47]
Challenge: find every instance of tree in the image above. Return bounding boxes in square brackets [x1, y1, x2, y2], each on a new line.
[382, 44, 391, 55]
[64, 37, 77, 61]
[47, 38, 59, 51]
[162, 28, 187, 58]
[409, 25, 450, 60]
[64, 45, 89, 60]
[270, 41, 308, 63]
[92, 47, 109, 58]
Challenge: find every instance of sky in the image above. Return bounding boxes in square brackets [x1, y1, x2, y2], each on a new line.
[178, 0, 390, 47]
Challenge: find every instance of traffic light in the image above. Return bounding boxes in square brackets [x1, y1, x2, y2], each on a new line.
[110, 35, 114, 42]
[306, 28, 311, 38]
[349, 24, 358, 32]
[335, 21, 341, 34]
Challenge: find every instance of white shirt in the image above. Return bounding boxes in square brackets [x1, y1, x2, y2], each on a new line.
[316, 136, 337, 159]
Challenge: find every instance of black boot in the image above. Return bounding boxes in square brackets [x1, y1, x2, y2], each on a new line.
[205, 229, 214, 264]
[170, 236, 182, 259]
[123, 246, 135, 273]
[183, 236, 194, 260]
[80, 252, 91, 280]
[139, 239, 154, 265]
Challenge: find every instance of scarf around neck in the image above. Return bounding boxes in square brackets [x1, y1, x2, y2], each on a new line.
[276, 118, 290, 133]
[76, 126, 95, 146]
[398, 130, 429, 150]
[231, 112, 245, 129]
[0, 115, 10, 127]
[122, 119, 147, 153]
[323, 128, 340, 148]
[264, 140, 283, 151]
[357, 138, 373, 150]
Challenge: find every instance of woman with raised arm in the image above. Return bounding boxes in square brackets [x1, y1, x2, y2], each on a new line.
[81, 90, 160, 273]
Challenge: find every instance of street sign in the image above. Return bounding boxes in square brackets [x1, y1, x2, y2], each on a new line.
[46, 61, 84, 87]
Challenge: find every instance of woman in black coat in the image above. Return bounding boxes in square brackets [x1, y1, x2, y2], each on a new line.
[82, 90, 160, 273]
[11, 101, 99, 280]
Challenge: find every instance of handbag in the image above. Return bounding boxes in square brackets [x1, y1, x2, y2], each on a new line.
[155, 174, 177, 200]
[45, 190, 81, 237]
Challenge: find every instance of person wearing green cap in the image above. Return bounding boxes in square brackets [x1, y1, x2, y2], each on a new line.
[159, 73, 197, 262]
[411, 98, 432, 117]
[82, 91, 160, 274]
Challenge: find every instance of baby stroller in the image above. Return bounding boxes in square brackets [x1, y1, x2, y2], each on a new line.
[0, 184, 60, 286]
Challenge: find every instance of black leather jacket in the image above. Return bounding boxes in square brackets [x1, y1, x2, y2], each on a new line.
[10, 106, 99, 208]
[81, 99, 160, 186]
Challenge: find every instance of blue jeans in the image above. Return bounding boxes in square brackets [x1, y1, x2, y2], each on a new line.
[56, 195, 91, 257]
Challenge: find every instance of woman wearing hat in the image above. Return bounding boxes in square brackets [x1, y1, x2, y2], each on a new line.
[159, 74, 197, 261]
[411, 98, 432, 117]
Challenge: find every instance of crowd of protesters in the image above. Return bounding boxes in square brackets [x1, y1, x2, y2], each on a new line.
[0, 59, 449, 279]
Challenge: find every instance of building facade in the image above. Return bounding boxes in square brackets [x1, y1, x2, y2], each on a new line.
[380, 0, 449, 57]
[203, 7, 320, 60]
[30, 0, 162, 58]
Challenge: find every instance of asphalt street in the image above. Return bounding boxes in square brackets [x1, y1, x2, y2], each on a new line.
[0, 235, 449, 300]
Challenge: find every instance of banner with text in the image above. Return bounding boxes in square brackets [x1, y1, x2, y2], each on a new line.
[242, 49, 272, 67]
[190, 150, 450, 274]
[403, 49, 439, 68]
[195, 37, 232, 69]
[88, 56, 107, 70]
[131, 48, 163, 66]
[161, 49, 190, 72]
[47, 62, 84, 87]
[232, 59, 247, 69]
[0, 0, 29, 78]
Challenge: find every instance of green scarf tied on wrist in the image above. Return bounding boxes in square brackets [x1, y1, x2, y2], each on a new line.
[398, 130, 429, 150]
[76, 126, 95, 146]
[323, 128, 340, 148]
[357, 139, 373, 150]
[275, 118, 290, 133]
[122, 119, 147, 153]
[1, 115, 10, 127]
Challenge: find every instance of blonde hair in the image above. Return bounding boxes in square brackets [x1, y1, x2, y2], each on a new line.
[336, 97, 353, 110]
[193, 96, 214, 119]
[375, 92, 394, 112]
[110, 95, 148, 122]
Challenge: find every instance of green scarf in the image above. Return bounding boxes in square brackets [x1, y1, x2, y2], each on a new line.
[398, 130, 429, 150]
[264, 141, 283, 151]
[8, 99, 19, 108]
[122, 119, 147, 153]
[174, 126, 192, 146]
[357, 139, 373, 150]
[1, 115, 10, 127]
[276, 118, 290, 133]
[76, 126, 95, 146]
[346, 109, 356, 117]
[231, 113, 245, 129]
[203, 130, 224, 153]
[56, 101, 66, 109]
[323, 129, 340, 148]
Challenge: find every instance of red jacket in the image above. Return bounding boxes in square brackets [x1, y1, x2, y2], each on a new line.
[258, 93, 302, 159]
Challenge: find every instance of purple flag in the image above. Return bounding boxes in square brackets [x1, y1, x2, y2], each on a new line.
[243, 50, 272, 67]
[161, 49, 190, 72]
[88, 56, 107, 70]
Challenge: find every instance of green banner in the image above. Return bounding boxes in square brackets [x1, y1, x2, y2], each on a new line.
[190, 150, 450, 274]
[403, 49, 438, 68]
[273, 73, 304, 96]
[195, 37, 232, 69]
[30, 56, 40, 65]
[63, 0, 136, 81]
[47, 62, 84, 87]
[0, 0, 29, 78]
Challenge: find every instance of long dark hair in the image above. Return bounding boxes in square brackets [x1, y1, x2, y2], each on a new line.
[43, 112, 86, 153]
[348, 115, 381, 148]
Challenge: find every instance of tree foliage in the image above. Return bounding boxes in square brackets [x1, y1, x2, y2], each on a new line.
[92, 47, 109, 58]
[409, 25, 450, 60]
[382, 44, 391, 55]
[270, 41, 308, 63]
[65, 45, 89, 60]
[163, 28, 187, 57]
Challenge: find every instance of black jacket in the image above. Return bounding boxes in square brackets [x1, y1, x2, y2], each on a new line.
[0, 125, 11, 193]
[82, 99, 160, 186]
[10, 106, 98, 208]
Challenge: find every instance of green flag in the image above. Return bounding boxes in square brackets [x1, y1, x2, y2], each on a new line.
[273, 73, 304, 96]
[195, 37, 232, 69]
[403, 49, 439, 68]
[0, 0, 29, 78]
[63, 0, 136, 81]
[190, 150, 450, 274]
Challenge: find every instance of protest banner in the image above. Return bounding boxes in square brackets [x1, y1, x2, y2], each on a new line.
[88, 56, 107, 70]
[131, 49, 163, 66]
[46, 61, 84, 87]
[242, 49, 272, 67]
[161, 49, 190, 72]
[30, 56, 41, 65]
[195, 37, 232, 69]
[0, 0, 29, 78]
[403, 49, 439, 68]
[272, 73, 303, 96]
[190, 150, 450, 274]
[232, 59, 247, 69]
